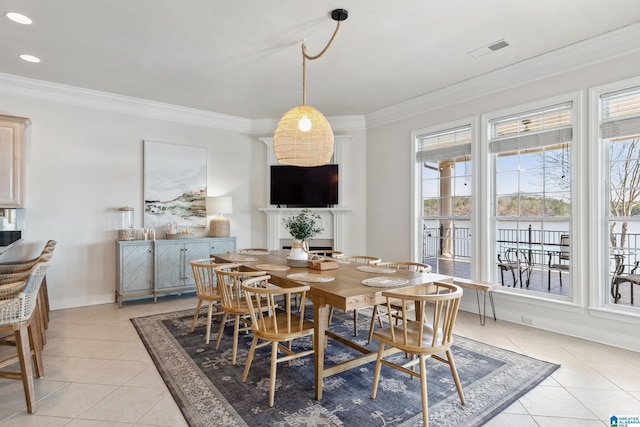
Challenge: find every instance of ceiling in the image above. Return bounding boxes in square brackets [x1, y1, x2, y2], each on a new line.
[1, 1, 640, 120]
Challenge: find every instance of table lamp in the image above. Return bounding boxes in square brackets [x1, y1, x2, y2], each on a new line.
[207, 196, 233, 237]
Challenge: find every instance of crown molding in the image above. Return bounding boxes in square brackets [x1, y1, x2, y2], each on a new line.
[0, 73, 252, 133]
[365, 22, 640, 128]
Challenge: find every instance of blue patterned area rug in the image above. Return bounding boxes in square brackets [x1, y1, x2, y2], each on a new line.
[131, 309, 559, 427]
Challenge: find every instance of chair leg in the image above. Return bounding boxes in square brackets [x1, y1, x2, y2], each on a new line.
[231, 314, 241, 365]
[190, 299, 203, 332]
[241, 335, 259, 383]
[367, 305, 379, 344]
[446, 348, 465, 405]
[353, 310, 358, 337]
[15, 322, 36, 414]
[371, 343, 385, 399]
[268, 341, 279, 407]
[28, 310, 44, 378]
[418, 354, 428, 427]
[214, 312, 229, 350]
[205, 301, 215, 345]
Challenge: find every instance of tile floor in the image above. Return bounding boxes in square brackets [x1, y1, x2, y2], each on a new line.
[1, 295, 639, 426]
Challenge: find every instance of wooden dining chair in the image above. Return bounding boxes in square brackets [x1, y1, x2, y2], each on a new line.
[329, 255, 381, 337]
[371, 282, 465, 427]
[0, 261, 51, 414]
[366, 261, 432, 344]
[241, 275, 314, 407]
[190, 259, 227, 344]
[214, 264, 267, 365]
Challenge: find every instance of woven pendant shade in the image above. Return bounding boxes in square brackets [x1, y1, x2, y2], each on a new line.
[273, 105, 334, 167]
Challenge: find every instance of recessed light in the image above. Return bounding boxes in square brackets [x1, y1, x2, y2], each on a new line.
[6, 12, 32, 25]
[20, 54, 40, 63]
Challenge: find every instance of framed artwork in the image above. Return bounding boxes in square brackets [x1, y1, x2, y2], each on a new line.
[143, 140, 207, 228]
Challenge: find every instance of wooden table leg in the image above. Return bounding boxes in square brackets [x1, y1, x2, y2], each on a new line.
[312, 296, 330, 400]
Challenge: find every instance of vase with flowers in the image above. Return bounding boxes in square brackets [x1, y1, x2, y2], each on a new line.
[282, 209, 324, 262]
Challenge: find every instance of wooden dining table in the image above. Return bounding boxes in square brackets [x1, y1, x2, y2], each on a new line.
[212, 250, 452, 400]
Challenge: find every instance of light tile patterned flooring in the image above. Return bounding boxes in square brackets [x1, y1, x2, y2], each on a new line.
[1, 295, 639, 426]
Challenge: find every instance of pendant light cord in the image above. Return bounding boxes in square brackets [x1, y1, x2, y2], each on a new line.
[301, 20, 342, 105]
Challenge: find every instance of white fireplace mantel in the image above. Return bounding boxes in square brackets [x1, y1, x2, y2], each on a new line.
[259, 207, 350, 251]
[259, 135, 352, 251]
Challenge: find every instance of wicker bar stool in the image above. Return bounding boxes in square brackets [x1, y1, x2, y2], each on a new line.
[0, 261, 51, 413]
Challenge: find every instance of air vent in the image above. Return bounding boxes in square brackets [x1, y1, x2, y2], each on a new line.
[468, 39, 510, 58]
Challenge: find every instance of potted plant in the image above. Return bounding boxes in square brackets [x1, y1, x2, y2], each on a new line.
[282, 209, 324, 261]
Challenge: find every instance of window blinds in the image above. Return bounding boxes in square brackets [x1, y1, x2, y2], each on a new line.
[489, 102, 573, 153]
[416, 125, 471, 163]
[601, 86, 640, 139]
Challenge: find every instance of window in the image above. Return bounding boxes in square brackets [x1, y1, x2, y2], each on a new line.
[489, 101, 573, 296]
[416, 123, 472, 278]
[600, 85, 640, 308]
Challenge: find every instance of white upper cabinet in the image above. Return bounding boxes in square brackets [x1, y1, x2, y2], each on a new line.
[0, 115, 30, 208]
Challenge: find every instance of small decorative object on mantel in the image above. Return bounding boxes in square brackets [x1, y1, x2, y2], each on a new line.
[282, 208, 323, 266]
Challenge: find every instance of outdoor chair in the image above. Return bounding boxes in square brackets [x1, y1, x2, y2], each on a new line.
[370, 281, 465, 427]
[611, 256, 640, 304]
[548, 234, 570, 289]
[241, 275, 314, 407]
[497, 248, 529, 287]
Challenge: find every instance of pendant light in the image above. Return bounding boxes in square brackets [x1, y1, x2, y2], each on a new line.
[273, 9, 348, 167]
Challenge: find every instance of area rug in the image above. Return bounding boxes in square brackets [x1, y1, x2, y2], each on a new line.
[131, 309, 559, 427]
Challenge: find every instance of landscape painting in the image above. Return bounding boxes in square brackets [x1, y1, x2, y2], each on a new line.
[143, 140, 207, 228]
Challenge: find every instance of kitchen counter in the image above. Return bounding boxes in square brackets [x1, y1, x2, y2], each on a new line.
[0, 239, 22, 256]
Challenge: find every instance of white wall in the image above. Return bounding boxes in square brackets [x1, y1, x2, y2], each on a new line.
[0, 84, 368, 310]
[365, 50, 640, 351]
[0, 91, 254, 309]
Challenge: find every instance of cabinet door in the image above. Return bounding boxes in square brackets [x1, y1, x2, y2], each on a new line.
[0, 116, 29, 208]
[210, 237, 236, 254]
[183, 241, 211, 286]
[155, 242, 183, 290]
[118, 242, 153, 294]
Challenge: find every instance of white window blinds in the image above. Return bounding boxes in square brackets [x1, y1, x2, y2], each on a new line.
[489, 102, 573, 153]
[416, 125, 471, 163]
[601, 86, 640, 139]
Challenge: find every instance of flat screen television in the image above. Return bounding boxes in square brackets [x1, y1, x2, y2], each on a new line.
[270, 164, 338, 207]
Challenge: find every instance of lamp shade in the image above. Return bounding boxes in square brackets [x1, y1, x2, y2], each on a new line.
[273, 105, 334, 167]
[206, 196, 233, 215]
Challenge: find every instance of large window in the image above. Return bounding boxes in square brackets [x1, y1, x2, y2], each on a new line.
[416, 123, 472, 278]
[489, 101, 573, 296]
[600, 85, 640, 309]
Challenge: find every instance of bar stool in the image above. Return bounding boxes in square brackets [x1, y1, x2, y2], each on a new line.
[0, 261, 51, 413]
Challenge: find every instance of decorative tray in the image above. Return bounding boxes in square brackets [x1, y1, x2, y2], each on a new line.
[308, 259, 339, 270]
[255, 263, 290, 271]
[361, 277, 410, 288]
[287, 273, 335, 283]
[357, 266, 396, 274]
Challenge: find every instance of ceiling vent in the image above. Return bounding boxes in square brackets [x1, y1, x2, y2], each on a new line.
[468, 39, 510, 58]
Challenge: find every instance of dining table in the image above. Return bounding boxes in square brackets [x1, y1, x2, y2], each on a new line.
[212, 249, 452, 400]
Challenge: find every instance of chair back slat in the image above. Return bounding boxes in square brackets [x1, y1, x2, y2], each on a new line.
[190, 258, 226, 298]
[377, 261, 432, 273]
[215, 264, 266, 311]
[242, 276, 311, 339]
[382, 282, 462, 354]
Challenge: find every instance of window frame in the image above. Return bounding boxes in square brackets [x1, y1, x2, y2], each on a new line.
[411, 117, 478, 276]
[482, 92, 581, 303]
[589, 76, 640, 316]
